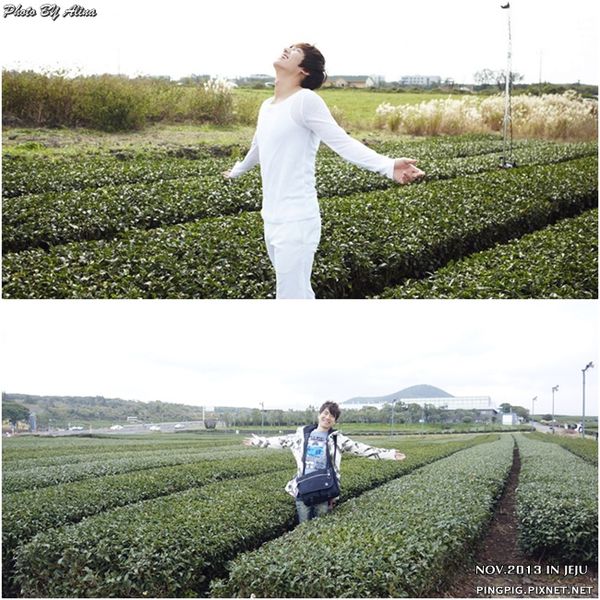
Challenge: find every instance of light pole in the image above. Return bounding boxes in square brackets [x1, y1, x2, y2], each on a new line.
[582, 362, 594, 438]
[390, 399, 397, 437]
[531, 396, 537, 425]
[500, 1, 515, 168]
[551, 385, 559, 433]
[260, 402, 265, 434]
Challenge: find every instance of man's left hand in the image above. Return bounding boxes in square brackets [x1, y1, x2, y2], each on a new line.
[393, 158, 425, 185]
[394, 451, 406, 461]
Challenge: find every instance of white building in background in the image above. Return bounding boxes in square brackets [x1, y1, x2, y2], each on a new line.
[502, 412, 519, 425]
[399, 75, 441, 87]
[351, 396, 495, 411]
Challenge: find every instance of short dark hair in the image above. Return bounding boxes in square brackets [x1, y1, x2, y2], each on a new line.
[295, 43, 327, 90]
[319, 401, 341, 421]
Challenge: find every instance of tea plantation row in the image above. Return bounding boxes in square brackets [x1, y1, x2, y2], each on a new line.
[378, 208, 598, 298]
[7, 435, 489, 597]
[3, 136, 567, 199]
[524, 431, 598, 465]
[2, 449, 294, 594]
[211, 436, 515, 598]
[214, 434, 598, 598]
[3, 156, 596, 298]
[3, 444, 270, 493]
[3, 141, 596, 253]
[515, 434, 598, 563]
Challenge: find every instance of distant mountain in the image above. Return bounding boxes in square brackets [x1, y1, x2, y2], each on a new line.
[344, 384, 454, 406]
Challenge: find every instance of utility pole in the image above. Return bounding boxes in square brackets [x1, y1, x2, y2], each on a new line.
[582, 362, 594, 437]
[500, 2, 515, 168]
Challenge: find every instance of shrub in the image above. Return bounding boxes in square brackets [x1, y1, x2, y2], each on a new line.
[524, 432, 597, 465]
[211, 436, 514, 598]
[3, 156, 596, 299]
[378, 209, 598, 299]
[9, 436, 488, 597]
[515, 434, 598, 563]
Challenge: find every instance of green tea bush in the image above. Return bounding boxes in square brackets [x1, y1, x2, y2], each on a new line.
[2, 450, 293, 596]
[378, 209, 598, 299]
[3, 444, 266, 492]
[3, 157, 596, 298]
[211, 436, 514, 598]
[515, 434, 598, 563]
[9, 436, 488, 597]
[524, 431, 598, 465]
[3, 141, 595, 253]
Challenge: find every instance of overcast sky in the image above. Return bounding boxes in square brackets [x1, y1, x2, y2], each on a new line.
[1, 300, 597, 417]
[1, 0, 597, 83]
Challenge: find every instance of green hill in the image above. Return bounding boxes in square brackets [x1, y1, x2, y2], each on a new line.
[2, 393, 205, 427]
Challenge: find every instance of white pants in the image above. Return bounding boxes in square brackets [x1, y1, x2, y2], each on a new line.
[264, 217, 321, 299]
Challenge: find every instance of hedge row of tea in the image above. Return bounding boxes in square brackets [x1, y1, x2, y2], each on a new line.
[524, 431, 598, 465]
[211, 436, 514, 598]
[3, 444, 271, 492]
[378, 208, 598, 298]
[4, 137, 594, 199]
[2, 450, 293, 594]
[0, 135, 548, 199]
[3, 156, 597, 298]
[3, 141, 596, 253]
[9, 436, 488, 597]
[515, 434, 598, 563]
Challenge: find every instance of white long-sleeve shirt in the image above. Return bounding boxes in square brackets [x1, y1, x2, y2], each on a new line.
[229, 88, 395, 223]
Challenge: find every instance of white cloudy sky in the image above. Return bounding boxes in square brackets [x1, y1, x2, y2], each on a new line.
[1, 0, 597, 83]
[1, 300, 597, 417]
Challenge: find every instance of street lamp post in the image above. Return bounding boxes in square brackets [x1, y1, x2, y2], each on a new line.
[582, 362, 594, 438]
[531, 396, 537, 425]
[260, 402, 265, 434]
[390, 399, 397, 437]
[551, 385, 559, 433]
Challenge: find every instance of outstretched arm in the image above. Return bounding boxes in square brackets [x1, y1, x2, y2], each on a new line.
[338, 433, 406, 461]
[297, 91, 424, 185]
[243, 432, 296, 449]
[223, 132, 259, 179]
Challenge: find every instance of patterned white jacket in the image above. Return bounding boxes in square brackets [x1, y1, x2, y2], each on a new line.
[249, 425, 397, 497]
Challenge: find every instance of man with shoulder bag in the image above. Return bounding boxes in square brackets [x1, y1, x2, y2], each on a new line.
[244, 401, 406, 523]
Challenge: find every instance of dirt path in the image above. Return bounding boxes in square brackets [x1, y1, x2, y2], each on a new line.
[444, 444, 598, 598]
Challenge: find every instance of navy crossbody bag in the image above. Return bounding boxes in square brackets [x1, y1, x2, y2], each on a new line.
[296, 425, 340, 506]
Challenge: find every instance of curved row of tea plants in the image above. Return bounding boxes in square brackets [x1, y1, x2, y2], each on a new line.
[8, 435, 491, 597]
[514, 433, 598, 563]
[2, 444, 259, 492]
[524, 431, 598, 465]
[5, 136, 592, 200]
[211, 435, 514, 598]
[378, 208, 598, 299]
[1, 433, 235, 461]
[2, 436, 239, 464]
[3, 141, 596, 253]
[4, 155, 595, 299]
[1, 152, 230, 199]
[2, 450, 294, 596]
[0, 134, 517, 199]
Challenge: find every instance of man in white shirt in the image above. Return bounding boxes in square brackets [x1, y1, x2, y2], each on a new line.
[224, 43, 424, 299]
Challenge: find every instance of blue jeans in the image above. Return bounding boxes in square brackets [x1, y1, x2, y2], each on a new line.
[295, 498, 332, 523]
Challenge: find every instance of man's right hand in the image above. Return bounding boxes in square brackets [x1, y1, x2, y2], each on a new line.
[222, 170, 232, 179]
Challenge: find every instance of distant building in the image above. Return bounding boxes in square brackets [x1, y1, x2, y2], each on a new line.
[502, 412, 519, 425]
[328, 75, 384, 89]
[399, 75, 441, 87]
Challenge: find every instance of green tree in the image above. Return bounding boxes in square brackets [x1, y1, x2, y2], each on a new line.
[2, 401, 30, 425]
